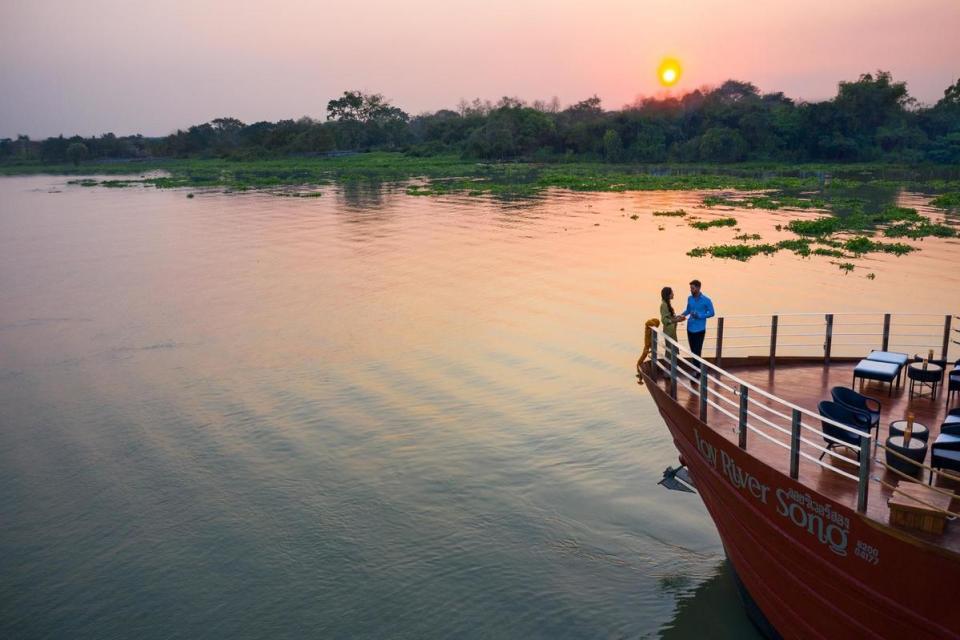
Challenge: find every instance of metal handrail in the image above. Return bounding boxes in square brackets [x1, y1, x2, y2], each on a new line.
[704, 312, 955, 365]
[715, 312, 954, 318]
[665, 350, 863, 466]
[652, 329, 872, 439]
[651, 327, 870, 506]
[648, 310, 959, 515]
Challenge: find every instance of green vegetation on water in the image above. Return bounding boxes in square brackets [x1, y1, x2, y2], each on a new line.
[690, 217, 738, 230]
[703, 194, 828, 210]
[19, 154, 957, 198]
[685, 237, 914, 262]
[786, 206, 957, 240]
[841, 236, 915, 256]
[2, 155, 849, 193]
[686, 203, 930, 263]
[931, 192, 960, 208]
[652, 209, 687, 217]
[883, 221, 957, 238]
[813, 247, 846, 257]
[687, 243, 778, 260]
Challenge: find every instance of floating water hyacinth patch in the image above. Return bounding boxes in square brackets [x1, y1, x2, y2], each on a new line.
[689, 217, 737, 230]
[652, 209, 687, 217]
[931, 192, 960, 209]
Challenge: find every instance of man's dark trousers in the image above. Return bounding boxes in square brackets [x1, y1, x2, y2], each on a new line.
[688, 330, 706, 358]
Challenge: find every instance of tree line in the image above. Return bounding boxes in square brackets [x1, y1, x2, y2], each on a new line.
[3, 71, 959, 165]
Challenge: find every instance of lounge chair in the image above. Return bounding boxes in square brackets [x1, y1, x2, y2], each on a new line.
[867, 350, 909, 387]
[853, 360, 899, 396]
[941, 408, 960, 434]
[946, 361, 959, 409]
[817, 400, 873, 461]
[931, 432, 960, 482]
[928, 407, 960, 483]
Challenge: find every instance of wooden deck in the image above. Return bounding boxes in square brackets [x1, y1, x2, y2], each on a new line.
[652, 357, 960, 553]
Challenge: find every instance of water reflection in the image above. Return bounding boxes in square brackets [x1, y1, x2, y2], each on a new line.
[824, 182, 901, 216]
[659, 561, 761, 639]
[336, 178, 389, 210]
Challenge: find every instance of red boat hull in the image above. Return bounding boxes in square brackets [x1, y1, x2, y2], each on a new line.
[643, 371, 960, 639]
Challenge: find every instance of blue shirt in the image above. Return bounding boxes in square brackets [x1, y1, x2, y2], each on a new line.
[683, 293, 715, 333]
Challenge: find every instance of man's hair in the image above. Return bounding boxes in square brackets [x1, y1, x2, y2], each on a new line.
[689, 279, 701, 288]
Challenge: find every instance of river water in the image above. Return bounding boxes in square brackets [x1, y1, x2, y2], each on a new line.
[1, 175, 957, 639]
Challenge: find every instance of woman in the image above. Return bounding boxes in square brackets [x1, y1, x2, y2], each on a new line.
[660, 286, 685, 344]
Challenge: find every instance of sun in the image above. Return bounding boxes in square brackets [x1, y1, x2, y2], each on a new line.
[658, 59, 682, 87]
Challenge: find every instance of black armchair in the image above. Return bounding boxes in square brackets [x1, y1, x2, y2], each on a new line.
[830, 386, 880, 440]
[817, 400, 873, 461]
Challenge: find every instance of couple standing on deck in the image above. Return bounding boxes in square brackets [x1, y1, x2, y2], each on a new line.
[661, 279, 715, 358]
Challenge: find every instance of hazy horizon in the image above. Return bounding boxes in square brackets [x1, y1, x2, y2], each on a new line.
[2, 0, 959, 139]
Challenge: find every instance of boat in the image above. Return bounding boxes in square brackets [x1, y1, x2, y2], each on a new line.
[639, 311, 960, 639]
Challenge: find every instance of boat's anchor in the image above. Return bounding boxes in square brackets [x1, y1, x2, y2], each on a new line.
[658, 465, 696, 493]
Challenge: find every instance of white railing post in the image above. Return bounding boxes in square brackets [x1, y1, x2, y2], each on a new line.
[857, 435, 871, 513]
[738, 384, 748, 449]
[669, 343, 678, 400]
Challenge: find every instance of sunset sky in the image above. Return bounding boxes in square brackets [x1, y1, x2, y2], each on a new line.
[2, 0, 959, 138]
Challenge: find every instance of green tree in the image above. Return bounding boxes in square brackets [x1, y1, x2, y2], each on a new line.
[626, 124, 667, 162]
[834, 71, 911, 137]
[327, 91, 409, 125]
[698, 127, 746, 162]
[327, 91, 366, 121]
[602, 129, 623, 162]
[65, 142, 88, 166]
[211, 117, 245, 134]
[938, 78, 960, 106]
[566, 95, 603, 117]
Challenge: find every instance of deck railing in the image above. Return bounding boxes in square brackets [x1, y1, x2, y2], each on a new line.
[704, 312, 956, 368]
[649, 312, 960, 518]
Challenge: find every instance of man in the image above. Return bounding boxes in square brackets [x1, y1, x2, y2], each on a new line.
[682, 279, 715, 358]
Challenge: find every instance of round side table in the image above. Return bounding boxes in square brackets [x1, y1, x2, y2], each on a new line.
[908, 363, 942, 400]
[885, 435, 927, 477]
[888, 420, 929, 442]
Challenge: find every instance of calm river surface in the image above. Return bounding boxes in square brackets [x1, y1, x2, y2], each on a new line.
[1, 175, 958, 639]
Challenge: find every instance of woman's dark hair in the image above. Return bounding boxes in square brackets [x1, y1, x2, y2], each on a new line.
[661, 286, 675, 316]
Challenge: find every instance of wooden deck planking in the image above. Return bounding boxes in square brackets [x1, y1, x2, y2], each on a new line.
[652, 358, 960, 552]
